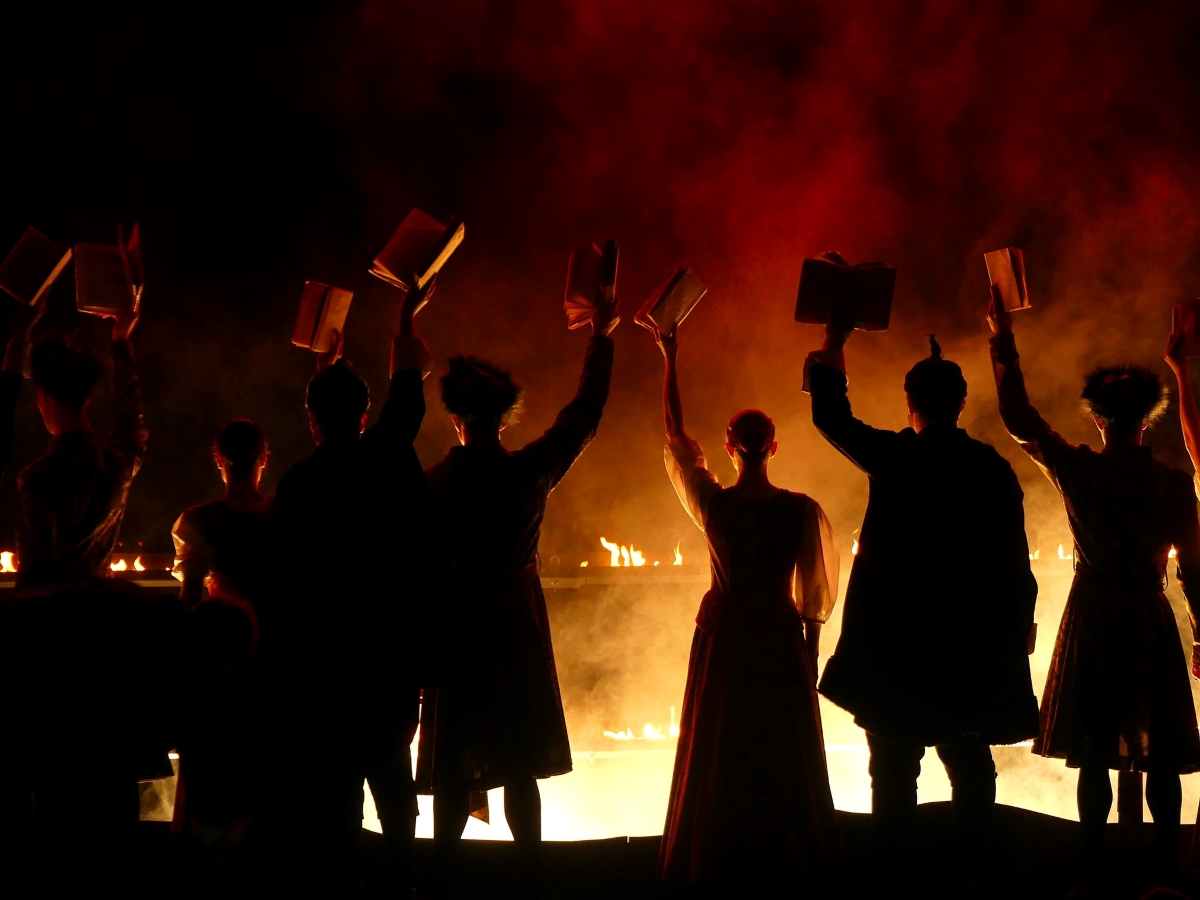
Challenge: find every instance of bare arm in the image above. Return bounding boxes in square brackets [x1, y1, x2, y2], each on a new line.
[655, 326, 684, 439]
[1166, 330, 1200, 475]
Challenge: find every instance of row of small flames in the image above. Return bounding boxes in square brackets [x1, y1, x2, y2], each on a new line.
[585, 538, 684, 568]
[0, 551, 154, 574]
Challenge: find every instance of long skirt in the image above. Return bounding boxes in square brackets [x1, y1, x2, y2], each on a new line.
[658, 610, 840, 885]
[1036, 572, 1200, 772]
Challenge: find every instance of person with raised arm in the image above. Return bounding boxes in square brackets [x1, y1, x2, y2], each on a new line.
[807, 305, 1039, 887]
[417, 284, 617, 897]
[265, 275, 437, 896]
[989, 288, 1200, 886]
[1165, 328, 1200, 483]
[650, 323, 841, 890]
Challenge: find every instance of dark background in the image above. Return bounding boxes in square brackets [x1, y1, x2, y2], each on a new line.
[3, 0, 1200, 565]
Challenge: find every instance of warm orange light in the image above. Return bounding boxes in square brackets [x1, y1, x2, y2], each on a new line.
[0, 551, 15, 573]
[672, 542, 683, 566]
[110, 558, 128, 572]
[133, 556, 145, 572]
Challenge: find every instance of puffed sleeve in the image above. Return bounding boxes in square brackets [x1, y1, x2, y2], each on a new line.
[795, 497, 839, 623]
[664, 434, 721, 532]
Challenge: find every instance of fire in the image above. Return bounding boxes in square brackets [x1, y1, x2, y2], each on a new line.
[110, 558, 128, 572]
[673, 542, 683, 566]
[1058, 544, 1066, 560]
[604, 707, 681, 743]
[133, 556, 145, 572]
[0, 551, 15, 573]
[1169, 546, 1178, 559]
[851, 539, 859, 556]
[580, 561, 589, 568]
[599, 537, 648, 567]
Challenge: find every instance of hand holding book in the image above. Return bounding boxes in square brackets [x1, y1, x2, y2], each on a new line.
[564, 240, 619, 333]
[986, 285, 1014, 338]
[400, 272, 437, 337]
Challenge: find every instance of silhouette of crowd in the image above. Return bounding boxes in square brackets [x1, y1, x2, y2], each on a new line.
[0, 241, 1199, 900]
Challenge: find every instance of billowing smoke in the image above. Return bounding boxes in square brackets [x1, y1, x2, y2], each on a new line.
[4, 0, 1200, 829]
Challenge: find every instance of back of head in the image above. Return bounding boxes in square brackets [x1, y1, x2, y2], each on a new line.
[216, 418, 268, 475]
[306, 361, 369, 438]
[440, 356, 523, 428]
[726, 409, 776, 465]
[904, 335, 967, 425]
[30, 338, 103, 410]
[1081, 364, 1167, 433]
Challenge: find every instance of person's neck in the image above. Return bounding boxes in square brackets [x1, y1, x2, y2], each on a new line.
[48, 408, 91, 436]
[463, 428, 503, 448]
[734, 465, 776, 497]
[223, 477, 265, 505]
[1101, 428, 1143, 450]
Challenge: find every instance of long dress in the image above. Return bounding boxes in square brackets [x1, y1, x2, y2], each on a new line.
[657, 434, 841, 885]
[416, 334, 613, 796]
[991, 331, 1200, 772]
[170, 497, 273, 833]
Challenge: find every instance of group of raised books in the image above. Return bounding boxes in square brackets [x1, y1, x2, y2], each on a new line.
[11, 218, 1198, 360]
[0, 226, 143, 316]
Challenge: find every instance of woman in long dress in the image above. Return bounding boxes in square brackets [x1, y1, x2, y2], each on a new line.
[990, 292, 1200, 880]
[649, 324, 841, 888]
[170, 418, 272, 880]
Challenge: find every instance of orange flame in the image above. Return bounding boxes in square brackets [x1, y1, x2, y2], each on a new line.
[0, 551, 15, 573]
[672, 542, 683, 566]
[110, 558, 128, 572]
[599, 537, 648, 567]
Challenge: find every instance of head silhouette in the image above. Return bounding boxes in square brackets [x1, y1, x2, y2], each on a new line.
[306, 361, 369, 440]
[726, 409, 776, 466]
[215, 418, 268, 477]
[1081, 365, 1167, 435]
[30, 338, 103, 410]
[904, 335, 967, 427]
[440, 356, 523, 431]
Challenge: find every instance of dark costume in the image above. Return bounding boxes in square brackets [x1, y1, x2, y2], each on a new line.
[170, 498, 273, 870]
[807, 350, 1039, 858]
[990, 332, 1200, 772]
[656, 435, 840, 885]
[0, 339, 178, 893]
[15, 339, 146, 585]
[265, 337, 431, 891]
[416, 334, 614, 796]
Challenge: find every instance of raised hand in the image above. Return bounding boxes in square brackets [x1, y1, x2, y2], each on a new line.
[108, 302, 139, 343]
[400, 273, 437, 337]
[986, 285, 1013, 337]
[591, 287, 620, 337]
[822, 300, 856, 351]
[650, 322, 678, 362]
[316, 328, 344, 372]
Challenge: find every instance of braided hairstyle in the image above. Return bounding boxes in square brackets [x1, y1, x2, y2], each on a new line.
[904, 335, 967, 425]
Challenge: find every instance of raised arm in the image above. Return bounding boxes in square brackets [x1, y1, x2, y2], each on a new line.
[649, 326, 719, 530]
[520, 286, 619, 486]
[1166, 330, 1200, 479]
[986, 286, 1072, 478]
[369, 275, 436, 449]
[806, 303, 903, 476]
[108, 306, 148, 468]
[0, 301, 42, 481]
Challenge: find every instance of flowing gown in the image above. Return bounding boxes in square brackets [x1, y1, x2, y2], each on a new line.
[991, 332, 1200, 772]
[416, 335, 613, 795]
[657, 435, 841, 885]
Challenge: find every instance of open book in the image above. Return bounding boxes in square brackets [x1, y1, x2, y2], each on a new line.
[984, 247, 1031, 312]
[794, 252, 895, 331]
[75, 224, 144, 317]
[0, 227, 73, 306]
[564, 240, 618, 330]
[1172, 300, 1200, 358]
[293, 281, 354, 353]
[636, 267, 707, 334]
[371, 209, 464, 291]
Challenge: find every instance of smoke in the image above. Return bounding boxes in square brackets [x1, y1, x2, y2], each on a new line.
[4, 0, 1200, 826]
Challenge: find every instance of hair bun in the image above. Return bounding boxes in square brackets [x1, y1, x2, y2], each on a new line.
[928, 334, 943, 360]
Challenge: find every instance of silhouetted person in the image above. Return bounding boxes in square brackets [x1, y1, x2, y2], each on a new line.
[18, 308, 144, 585]
[807, 312, 1039, 885]
[266, 277, 435, 896]
[170, 418, 272, 891]
[417, 290, 618, 896]
[0, 306, 180, 894]
[649, 324, 841, 890]
[989, 291, 1200, 884]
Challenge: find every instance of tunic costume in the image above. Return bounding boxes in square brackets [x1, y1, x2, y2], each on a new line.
[416, 335, 613, 795]
[807, 353, 1040, 746]
[991, 332, 1200, 772]
[657, 435, 841, 885]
